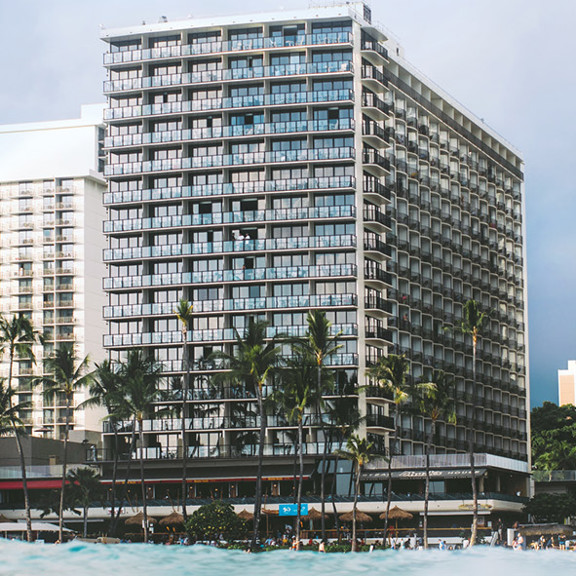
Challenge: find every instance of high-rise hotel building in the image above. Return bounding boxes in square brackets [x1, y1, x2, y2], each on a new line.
[0, 105, 107, 439]
[101, 3, 529, 498]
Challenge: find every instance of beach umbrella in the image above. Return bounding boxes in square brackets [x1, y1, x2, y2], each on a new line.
[383, 506, 413, 520]
[302, 507, 324, 521]
[262, 508, 279, 516]
[382, 505, 413, 534]
[339, 510, 372, 523]
[237, 509, 254, 521]
[159, 511, 185, 527]
[125, 511, 157, 526]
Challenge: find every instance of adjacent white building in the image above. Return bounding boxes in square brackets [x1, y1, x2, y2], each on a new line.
[0, 104, 107, 439]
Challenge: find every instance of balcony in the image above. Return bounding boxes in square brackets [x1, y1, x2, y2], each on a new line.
[366, 413, 394, 431]
[103, 32, 353, 66]
[362, 148, 390, 176]
[103, 263, 358, 291]
[363, 204, 391, 230]
[361, 65, 388, 91]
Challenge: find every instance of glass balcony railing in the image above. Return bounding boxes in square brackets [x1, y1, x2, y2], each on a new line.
[103, 234, 356, 262]
[104, 62, 353, 93]
[104, 119, 354, 148]
[104, 293, 358, 320]
[103, 205, 355, 234]
[104, 323, 356, 347]
[104, 32, 353, 65]
[104, 147, 355, 176]
[103, 263, 358, 290]
[104, 89, 354, 120]
[103, 176, 356, 205]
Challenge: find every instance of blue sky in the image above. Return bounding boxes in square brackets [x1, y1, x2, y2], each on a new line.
[1, 0, 574, 407]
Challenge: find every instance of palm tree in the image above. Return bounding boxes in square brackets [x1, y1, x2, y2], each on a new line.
[325, 394, 363, 539]
[116, 349, 163, 542]
[67, 467, 104, 537]
[458, 299, 487, 546]
[81, 360, 123, 535]
[0, 313, 42, 541]
[293, 310, 342, 539]
[417, 370, 456, 548]
[275, 350, 319, 545]
[40, 343, 93, 543]
[367, 354, 410, 537]
[214, 319, 281, 549]
[175, 298, 193, 522]
[0, 379, 29, 436]
[335, 434, 375, 552]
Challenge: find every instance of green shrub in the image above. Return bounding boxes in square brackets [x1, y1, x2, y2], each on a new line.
[185, 501, 247, 542]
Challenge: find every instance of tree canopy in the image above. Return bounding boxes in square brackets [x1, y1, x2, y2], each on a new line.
[531, 402, 576, 471]
[185, 501, 247, 542]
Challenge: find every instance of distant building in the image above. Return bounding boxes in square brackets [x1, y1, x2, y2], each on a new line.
[558, 360, 576, 406]
[0, 105, 108, 439]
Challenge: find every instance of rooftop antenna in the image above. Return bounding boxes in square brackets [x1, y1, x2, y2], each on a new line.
[159, 15, 168, 23]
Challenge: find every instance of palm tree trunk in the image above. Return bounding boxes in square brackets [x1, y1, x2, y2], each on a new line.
[83, 504, 88, 538]
[330, 448, 341, 541]
[108, 419, 120, 536]
[317, 365, 329, 541]
[351, 462, 360, 552]
[295, 414, 304, 545]
[181, 335, 190, 523]
[383, 409, 399, 542]
[470, 333, 478, 546]
[111, 423, 137, 535]
[138, 418, 149, 542]
[251, 387, 266, 549]
[7, 348, 33, 541]
[423, 421, 435, 549]
[58, 394, 71, 543]
[13, 429, 33, 541]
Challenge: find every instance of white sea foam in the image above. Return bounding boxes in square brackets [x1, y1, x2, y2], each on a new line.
[0, 540, 575, 576]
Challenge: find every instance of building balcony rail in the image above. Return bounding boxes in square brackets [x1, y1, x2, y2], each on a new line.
[104, 263, 358, 291]
[104, 90, 354, 120]
[366, 414, 395, 430]
[361, 91, 390, 116]
[104, 119, 355, 148]
[104, 147, 355, 176]
[361, 37, 388, 59]
[362, 148, 390, 171]
[361, 65, 388, 86]
[364, 265, 393, 286]
[363, 204, 391, 228]
[103, 61, 354, 93]
[88, 441, 347, 463]
[364, 294, 392, 314]
[104, 293, 358, 320]
[103, 205, 356, 233]
[363, 179, 392, 201]
[362, 121, 389, 142]
[365, 326, 393, 342]
[363, 235, 392, 257]
[103, 234, 356, 262]
[364, 385, 394, 401]
[104, 323, 356, 347]
[104, 32, 353, 65]
[104, 176, 356, 205]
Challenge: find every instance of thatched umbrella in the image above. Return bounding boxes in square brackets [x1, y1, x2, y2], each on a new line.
[384, 506, 413, 521]
[519, 523, 573, 537]
[125, 511, 157, 527]
[382, 505, 413, 534]
[339, 510, 372, 523]
[262, 508, 279, 516]
[237, 509, 254, 521]
[302, 507, 324, 521]
[0, 515, 15, 523]
[159, 511, 185, 527]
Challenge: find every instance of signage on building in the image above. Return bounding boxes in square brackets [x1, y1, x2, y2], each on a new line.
[279, 504, 308, 516]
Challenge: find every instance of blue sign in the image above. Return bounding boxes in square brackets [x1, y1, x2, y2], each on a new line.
[279, 504, 309, 516]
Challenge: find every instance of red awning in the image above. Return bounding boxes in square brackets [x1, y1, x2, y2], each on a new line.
[0, 479, 63, 490]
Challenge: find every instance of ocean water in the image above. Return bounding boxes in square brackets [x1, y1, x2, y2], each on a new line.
[1, 540, 575, 576]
